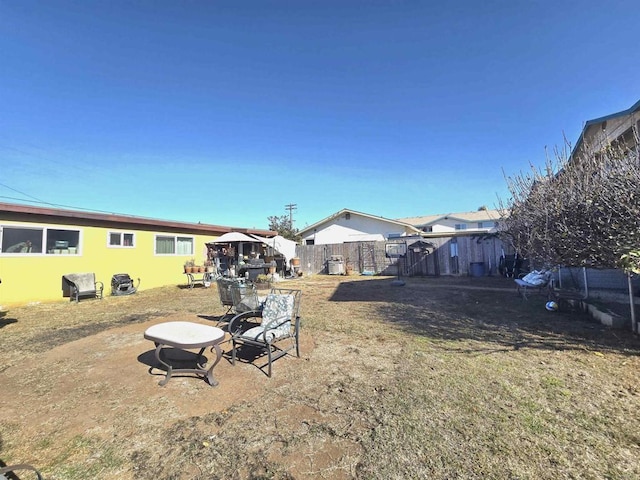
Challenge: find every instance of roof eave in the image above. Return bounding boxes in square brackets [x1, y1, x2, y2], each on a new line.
[0, 202, 274, 236]
[571, 99, 640, 159]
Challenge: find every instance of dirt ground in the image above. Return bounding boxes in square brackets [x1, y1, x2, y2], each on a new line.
[1, 274, 639, 479]
[1, 311, 313, 433]
[0, 284, 318, 478]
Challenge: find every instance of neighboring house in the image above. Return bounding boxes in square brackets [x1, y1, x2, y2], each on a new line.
[0, 202, 273, 305]
[571, 99, 640, 161]
[397, 209, 502, 236]
[298, 208, 423, 246]
[396, 209, 505, 276]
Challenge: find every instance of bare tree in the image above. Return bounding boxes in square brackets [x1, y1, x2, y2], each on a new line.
[499, 129, 640, 332]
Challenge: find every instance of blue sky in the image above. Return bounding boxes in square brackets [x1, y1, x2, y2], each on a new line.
[1, 1, 638, 230]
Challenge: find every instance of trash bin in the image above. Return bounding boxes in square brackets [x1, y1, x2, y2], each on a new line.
[470, 262, 486, 277]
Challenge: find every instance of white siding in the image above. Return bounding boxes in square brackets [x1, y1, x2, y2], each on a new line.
[302, 214, 408, 245]
[429, 218, 498, 234]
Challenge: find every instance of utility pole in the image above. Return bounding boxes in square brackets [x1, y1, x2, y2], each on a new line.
[285, 203, 297, 227]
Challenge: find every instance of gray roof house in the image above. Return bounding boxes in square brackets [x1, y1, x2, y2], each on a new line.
[397, 209, 502, 237]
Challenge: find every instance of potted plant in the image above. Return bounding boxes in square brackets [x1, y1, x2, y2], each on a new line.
[184, 258, 196, 273]
[205, 260, 214, 273]
[255, 273, 271, 289]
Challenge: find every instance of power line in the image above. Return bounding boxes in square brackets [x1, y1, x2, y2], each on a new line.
[0, 195, 144, 218]
[0, 182, 51, 205]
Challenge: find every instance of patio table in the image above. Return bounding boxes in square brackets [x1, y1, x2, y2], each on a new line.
[144, 321, 225, 386]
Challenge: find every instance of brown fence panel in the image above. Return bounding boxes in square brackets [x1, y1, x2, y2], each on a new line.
[295, 235, 507, 277]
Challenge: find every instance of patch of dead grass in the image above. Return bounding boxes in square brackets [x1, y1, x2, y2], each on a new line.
[1, 275, 640, 479]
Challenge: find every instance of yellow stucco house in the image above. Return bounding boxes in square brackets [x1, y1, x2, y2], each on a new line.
[0, 202, 274, 306]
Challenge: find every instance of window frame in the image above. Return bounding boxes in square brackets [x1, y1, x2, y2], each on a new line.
[476, 221, 499, 229]
[108, 231, 136, 248]
[0, 224, 82, 255]
[154, 234, 194, 256]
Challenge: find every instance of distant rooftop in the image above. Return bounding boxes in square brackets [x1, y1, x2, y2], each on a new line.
[397, 209, 502, 226]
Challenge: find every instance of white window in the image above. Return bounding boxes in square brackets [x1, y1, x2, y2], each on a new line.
[477, 221, 499, 229]
[422, 226, 433, 233]
[1, 225, 81, 255]
[155, 235, 194, 255]
[108, 232, 135, 248]
[454, 224, 467, 230]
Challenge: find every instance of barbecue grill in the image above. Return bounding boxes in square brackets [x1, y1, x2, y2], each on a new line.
[111, 273, 139, 296]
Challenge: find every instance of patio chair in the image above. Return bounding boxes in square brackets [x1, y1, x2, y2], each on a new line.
[229, 283, 266, 315]
[215, 277, 239, 318]
[214, 277, 259, 325]
[0, 463, 43, 479]
[62, 273, 104, 302]
[514, 270, 553, 299]
[228, 288, 301, 377]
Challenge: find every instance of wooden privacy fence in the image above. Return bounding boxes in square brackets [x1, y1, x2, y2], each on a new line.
[295, 235, 509, 277]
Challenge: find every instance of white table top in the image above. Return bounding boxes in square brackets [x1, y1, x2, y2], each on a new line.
[144, 321, 225, 349]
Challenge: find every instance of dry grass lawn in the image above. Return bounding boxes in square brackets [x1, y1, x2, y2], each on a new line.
[1, 274, 639, 479]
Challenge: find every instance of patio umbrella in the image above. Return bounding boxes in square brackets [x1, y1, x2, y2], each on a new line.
[208, 232, 262, 244]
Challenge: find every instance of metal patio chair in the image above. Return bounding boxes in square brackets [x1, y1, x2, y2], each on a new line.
[214, 277, 262, 325]
[215, 277, 240, 320]
[61, 273, 104, 302]
[0, 463, 43, 480]
[229, 283, 266, 315]
[228, 288, 301, 377]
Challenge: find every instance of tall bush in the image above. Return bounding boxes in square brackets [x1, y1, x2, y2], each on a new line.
[499, 131, 640, 272]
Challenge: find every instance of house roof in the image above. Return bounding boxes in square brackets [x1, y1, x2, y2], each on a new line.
[0, 202, 275, 236]
[298, 208, 422, 236]
[572, 98, 640, 158]
[397, 209, 502, 227]
[582, 99, 640, 128]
